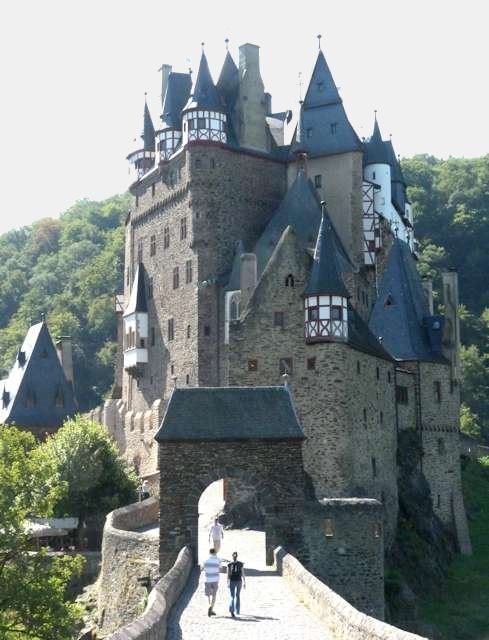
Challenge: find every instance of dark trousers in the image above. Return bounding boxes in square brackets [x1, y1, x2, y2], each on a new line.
[229, 580, 242, 614]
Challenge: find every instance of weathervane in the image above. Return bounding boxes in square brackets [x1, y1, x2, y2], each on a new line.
[317, 34, 322, 50]
[225, 38, 229, 50]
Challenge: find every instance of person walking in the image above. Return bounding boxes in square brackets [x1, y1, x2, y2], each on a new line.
[203, 548, 221, 617]
[227, 551, 245, 618]
[208, 517, 224, 554]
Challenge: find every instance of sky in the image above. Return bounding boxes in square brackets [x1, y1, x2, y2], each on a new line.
[0, 0, 487, 235]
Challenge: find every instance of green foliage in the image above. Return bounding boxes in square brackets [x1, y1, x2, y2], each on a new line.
[0, 193, 130, 410]
[460, 404, 482, 439]
[34, 416, 138, 523]
[421, 457, 489, 639]
[0, 425, 83, 639]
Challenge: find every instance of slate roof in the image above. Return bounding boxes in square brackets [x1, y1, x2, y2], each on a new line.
[124, 264, 148, 315]
[184, 51, 222, 112]
[384, 139, 406, 214]
[292, 51, 362, 158]
[160, 72, 192, 130]
[142, 101, 155, 152]
[253, 170, 355, 277]
[216, 51, 239, 112]
[348, 306, 393, 361]
[369, 239, 443, 362]
[0, 322, 77, 429]
[305, 208, 350, 297]
[363, 118, 390, 166]
[155, 386, 305, 442]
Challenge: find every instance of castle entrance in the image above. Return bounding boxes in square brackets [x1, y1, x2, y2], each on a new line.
[155, 386, 307, 575]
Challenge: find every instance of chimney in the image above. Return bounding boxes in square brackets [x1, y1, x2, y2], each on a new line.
[237, 44, 267, 152]
[56, 337, 75, 392]
[421, 278, 434, 314]
[441, 269, 461, 383]
[265, 92, 272, 115]
[240, 253, 257, 308]
[159, 64, 172, 107]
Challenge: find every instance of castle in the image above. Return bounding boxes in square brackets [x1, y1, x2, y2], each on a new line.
[89, 39, 471, 620]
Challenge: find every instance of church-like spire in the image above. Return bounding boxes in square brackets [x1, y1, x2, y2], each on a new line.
[305, 205, 349, 298]
[184, 50, 221, 112]
[142, 99, 155, 152]
[363, 113, 389, 165]
[302, 50, 341, 109]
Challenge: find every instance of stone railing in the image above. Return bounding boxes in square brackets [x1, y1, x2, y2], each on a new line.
[106, 546, 193, 640]
[98, 499, 161, 635]
[275, 548, 427, 640]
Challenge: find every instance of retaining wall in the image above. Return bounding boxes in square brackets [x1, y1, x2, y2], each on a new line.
[275, 547, 427, 640]
[97, 498, 160, 635]
[106, 546, 193, 640]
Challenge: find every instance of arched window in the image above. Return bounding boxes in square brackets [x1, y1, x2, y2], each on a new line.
[285, 274, 295, 287]
[230, 294, 241, 321]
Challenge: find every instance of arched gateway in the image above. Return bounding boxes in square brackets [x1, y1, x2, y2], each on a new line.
[155, 386, 307, 573]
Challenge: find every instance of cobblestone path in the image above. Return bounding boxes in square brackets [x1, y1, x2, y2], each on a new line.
[167, 526, 329, 639]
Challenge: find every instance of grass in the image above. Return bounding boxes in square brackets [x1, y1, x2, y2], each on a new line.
[420, 457, 489, 639]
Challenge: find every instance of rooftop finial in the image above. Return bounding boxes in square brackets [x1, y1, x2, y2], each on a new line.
[225, 38, 229, 50]
[298, 71, 303, 102]
[389, 132, 393, 140]
[374, 109, 377, 120]
[320, 199, 327, 213]
[201, 41, 205, 51]
[144, 91, 147, 103]
[317, 34, 322, 50]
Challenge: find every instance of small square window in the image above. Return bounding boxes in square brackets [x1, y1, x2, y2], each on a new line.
[307, 357, 316, 371]
[314, 174, 322, 188]
[248, 359, 258, 371]
[274, 311, 284, 328]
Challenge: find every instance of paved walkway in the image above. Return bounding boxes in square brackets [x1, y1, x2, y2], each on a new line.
[166, 481, 329, 640]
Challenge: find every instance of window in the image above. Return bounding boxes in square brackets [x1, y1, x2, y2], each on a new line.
[173, 266, 179, 289]
[330, 123, 337, 134]
[151, 327, 155, 346]
[380, 411, 383, 425]
[168, 318, 174, 341]
[204, 325, 211, 336]
[376, 367, 380, 380]
[186, 374, 190, 385]
[306, 127, 313, 138]
[180, 217, 187, 240]
[285, 274, 295, 287]
[170, 364, 174, 375]
[331, 306, 343, 321]
[324, 518, 334, 538]
[163, 226, 170, 249]
[137, 240, 143, 263]
[279, 358, 293, 375]
[248, 359, 258, 371]
[186, 324, 191, 338]
[363, 408, 367, 427]
[150, 235, 156, 256]
[307, 357, 316, 371]
[210, 158, 216, 169]
[274, 311, 284, 328]
[384, 294, 394, 307]
[148, 277, 153, 300]
[188, 118, 195, 131]
[186, 260, 193, 284]
[388, 371, 392, 383]
[372, 457, 377, 477]
[197, 117, 206, 129]
[396, 385, 408, 404]
[357, 360, 361, 374]
[434, 381, 442, 403]
[436, 494, 441, 508]
[368, 239, 376, 252]
[151, 183, 156, 197]
[374, 522, 382, 538]
[314, 174, 322, 188]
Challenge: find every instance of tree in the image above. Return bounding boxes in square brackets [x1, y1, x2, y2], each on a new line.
[0, 426, 83, 640]
[460, 404, 481, 439]
[35, 416, 138, 526]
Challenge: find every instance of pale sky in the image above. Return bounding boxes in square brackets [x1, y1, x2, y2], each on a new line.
[0, 0, 487, 235]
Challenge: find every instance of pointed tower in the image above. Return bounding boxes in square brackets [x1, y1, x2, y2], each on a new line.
[123, 264, 149, 374]
[156, 70, 192, 161]
[304, 204, 350, 341]
[127, 99, 156, 180]
[182, 50, 227, 145]
[363, 115, 392, 220]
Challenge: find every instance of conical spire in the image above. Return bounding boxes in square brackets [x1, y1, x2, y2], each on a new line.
[161, 73, 192, 129]
[303, 50, 341, 108]
[184, 51, 222, 111]
[305, 205, 349, 297]
[142, 99, 155, 152]
[217, 51, 239, 110]
[363, 113, 389, 165]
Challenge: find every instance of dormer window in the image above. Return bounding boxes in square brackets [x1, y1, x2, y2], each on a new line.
[314, 175, 322, 189]
[330, 123, 337, 135]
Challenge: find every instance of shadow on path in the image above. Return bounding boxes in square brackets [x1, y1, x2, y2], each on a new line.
[166, 569, 200, 640]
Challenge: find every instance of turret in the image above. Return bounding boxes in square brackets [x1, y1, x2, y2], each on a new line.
[363, 116, 392, 219]
[156, 69, 192, 161]
[127, 99, 156, 180]
[304, 203, 349, 342]
[182, 49, 227, 145]
[123, 264, 149, 374]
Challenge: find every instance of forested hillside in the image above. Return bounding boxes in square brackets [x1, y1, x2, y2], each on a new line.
[0, 194, 130, 410]
[0, 156, 488, 423]
[403, 155, 489, 439]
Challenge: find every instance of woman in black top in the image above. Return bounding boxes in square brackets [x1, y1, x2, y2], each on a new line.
[227, 551, 246, 617]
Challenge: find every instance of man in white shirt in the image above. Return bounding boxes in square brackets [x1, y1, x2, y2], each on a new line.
[208, 517, 224, 553]
[203, 548, 221, 616]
